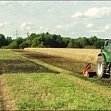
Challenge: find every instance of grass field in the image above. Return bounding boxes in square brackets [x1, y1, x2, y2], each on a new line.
[1, 48, 111, 110]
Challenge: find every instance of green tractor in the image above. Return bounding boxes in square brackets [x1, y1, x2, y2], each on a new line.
[97, 39, 111, 78]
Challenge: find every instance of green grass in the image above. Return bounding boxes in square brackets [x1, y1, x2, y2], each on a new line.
[0, 49, 23, 60]
[1, 49, 111, 110]
[4, 73, 111, 110]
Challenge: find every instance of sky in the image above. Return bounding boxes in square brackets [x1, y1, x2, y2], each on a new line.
[0, 1, 111, 39]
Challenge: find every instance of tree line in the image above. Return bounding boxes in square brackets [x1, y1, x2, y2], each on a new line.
[0, 32, 105, 49]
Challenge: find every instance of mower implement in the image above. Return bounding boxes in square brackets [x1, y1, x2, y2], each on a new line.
[83, 63, 96, 77]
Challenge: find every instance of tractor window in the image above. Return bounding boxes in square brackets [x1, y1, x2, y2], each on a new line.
[104, 41, 108, 46]
[108, 42, 111, 48]
[104, 42, 111, 52]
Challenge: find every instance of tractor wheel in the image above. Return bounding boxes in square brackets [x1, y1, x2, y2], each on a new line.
[96, 56, 110, 78]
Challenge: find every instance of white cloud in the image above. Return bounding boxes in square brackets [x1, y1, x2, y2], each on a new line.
[0, 1, 15, 7]
[84, 7, 101, 18]
[0, 1, 10, 5]
[72, 7, 111, 18]
[55, 23, 75, 29]
[20, 22, 32, 31]
[0, 21, 7, 28]
[44, 28, 48, 32]
[89, 29, 105, 33]
[47, 8, 55, 13]
[56, 25, 62, 29]
[39, 26, 43, 30]
[72, 12, 83, 18]
[84, 7, 111, 18]
[37, 26, 49, 33]
[88, 23, 111, 33]
[105, 24, 111, 30]
[86, 23, 94, 28]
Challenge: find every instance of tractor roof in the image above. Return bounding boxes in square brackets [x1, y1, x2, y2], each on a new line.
[105, 39, 111, 42]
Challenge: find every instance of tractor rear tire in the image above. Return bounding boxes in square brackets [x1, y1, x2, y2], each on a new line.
[96, 56, 110, 78]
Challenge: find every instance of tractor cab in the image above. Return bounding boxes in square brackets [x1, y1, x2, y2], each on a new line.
[102, 39, 111, 52]
[96, 39, 111, 78]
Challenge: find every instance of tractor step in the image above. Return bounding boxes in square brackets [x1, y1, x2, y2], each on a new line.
[105, 73, 110, 75]
[106, 63, 111, 72]
[106, 69, 109, 71]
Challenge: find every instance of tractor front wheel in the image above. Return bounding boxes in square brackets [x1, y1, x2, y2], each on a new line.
[96, 56, 110, 78]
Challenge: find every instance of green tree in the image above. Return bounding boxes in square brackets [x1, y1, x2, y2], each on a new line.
[19, 41, 29, 49]
[15, 37, 24, 44]
[63, 37, 70, 47]
[0, 34, 7, 47]
[28, 33, 37, 41]
[6, 41, 18, 49]
[31, 37, 41, 47]
[68, 39, 74, 48]
[6, 37, 13, 45]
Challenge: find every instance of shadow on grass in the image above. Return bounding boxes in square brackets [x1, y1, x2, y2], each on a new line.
[0, 59, 59, 74]
[12, 49, 62, 59]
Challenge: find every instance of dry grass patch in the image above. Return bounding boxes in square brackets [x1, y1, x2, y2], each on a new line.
[25, 48, 100, 64]
[20, 49, 96, 74]
[0, 75, 17, 110]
